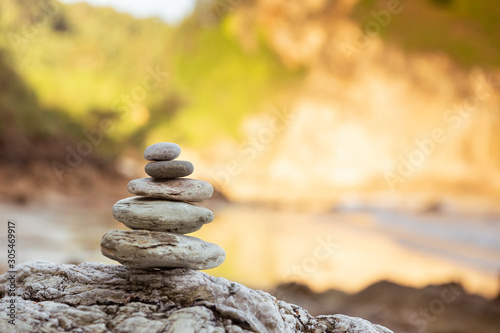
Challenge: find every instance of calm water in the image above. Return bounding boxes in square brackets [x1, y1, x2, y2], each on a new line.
[1, 200, 499, 297]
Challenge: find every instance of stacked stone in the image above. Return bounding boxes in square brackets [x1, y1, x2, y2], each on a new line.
[101, 142, 225, 270]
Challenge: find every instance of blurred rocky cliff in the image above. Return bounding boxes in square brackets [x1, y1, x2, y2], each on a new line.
[1, 0, 500, 209]
[193, 0, 500, 208]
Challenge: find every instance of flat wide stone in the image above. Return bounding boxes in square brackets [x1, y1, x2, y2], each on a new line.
[101, 230, 225, 270]
[128, 178, 214, 202]
[145, 160, 194, 179]
[144, 142, 181, 161]
[113, 197, 214, 234]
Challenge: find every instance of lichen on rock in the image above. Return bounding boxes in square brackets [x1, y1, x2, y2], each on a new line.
[0, 261, 394, 333]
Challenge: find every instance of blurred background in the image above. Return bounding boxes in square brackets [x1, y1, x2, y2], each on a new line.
[1, 0, 500, 331]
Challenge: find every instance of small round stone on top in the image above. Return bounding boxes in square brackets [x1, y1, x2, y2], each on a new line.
[144, 142, 181, 161]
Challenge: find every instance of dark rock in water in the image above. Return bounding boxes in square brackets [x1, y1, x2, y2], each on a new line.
[0, 261, 394, 333]
[274, 280, 500, 333]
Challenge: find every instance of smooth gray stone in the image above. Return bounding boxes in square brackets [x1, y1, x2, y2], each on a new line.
[100, 230, 226, 270]
[144, 142, 181, 161]
[113, 197, 214, 234]
[128, 178, 214, 202]
[145, 160, 194, 179]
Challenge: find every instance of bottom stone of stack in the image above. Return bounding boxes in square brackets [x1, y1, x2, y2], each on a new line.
[101, 230, 225, 270]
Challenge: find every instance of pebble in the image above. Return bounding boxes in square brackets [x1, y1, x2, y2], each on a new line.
[101, 229, 226, 270]
[144, 142, 181, 161]
[128, 178, 214, 202]
[113, 197, 214, 234]
[145, 160, 194, 179]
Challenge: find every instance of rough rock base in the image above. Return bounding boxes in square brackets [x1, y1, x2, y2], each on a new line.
[0, 261, 393, 333]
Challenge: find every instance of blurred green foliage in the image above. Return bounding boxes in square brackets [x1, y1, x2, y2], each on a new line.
[166, 16, 300, 146]
[352, 0, 500, 68]
[1, 0, 499, 163]
[0, 50, 42, 137]
[0, 0, 299, 161]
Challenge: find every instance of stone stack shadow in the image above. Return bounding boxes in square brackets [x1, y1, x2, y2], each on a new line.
[101, 142, 225, 270]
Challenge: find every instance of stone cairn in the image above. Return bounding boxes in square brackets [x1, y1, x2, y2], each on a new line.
[101, 142, 225, 270]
